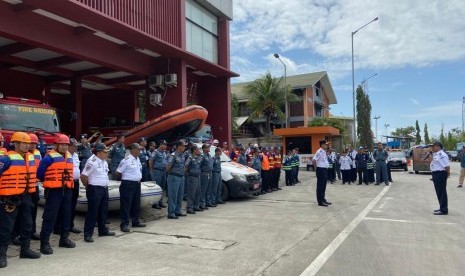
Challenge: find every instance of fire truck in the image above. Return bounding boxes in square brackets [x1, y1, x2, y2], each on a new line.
[0, 93, 62, 147]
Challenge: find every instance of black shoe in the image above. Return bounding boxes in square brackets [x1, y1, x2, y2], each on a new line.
[152, 204, 162, 209]
[217, 201, 225, 204]
[318, 203, 328, 207]
[434, 209, 441, 212]
[206, 204, 216, 207]
[121, 226, 130, 232]
[374, 183, 380, 186]
[40, 244, 53, 255]
[324, 201, 332, 205]
[132, 223, 146, 228]
[187, 210, 196, 214]
[202, 206, 209, 210]
[458, 185, 463, 188]
[84, 236, 94, 243]
[385, 183, 389, 186]
[193, 208, 204, 212]
[433, 211, 448, 215]
[12, 236, 21, 246]
[20, 248, 41, 259]
[159, 202, 167, 208]
[59, 238, 76, 248]
[98, 231, 115, 237]
[175, 213, 186, 217]
[357, 183, 362, 185]
[70, 228, 82, 234]
[167, 215, 179, 219]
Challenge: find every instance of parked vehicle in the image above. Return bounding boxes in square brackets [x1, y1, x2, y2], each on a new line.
[446, 150, 458, 161]
[388, 151, 408, 171]
[411, 145, 433, 174]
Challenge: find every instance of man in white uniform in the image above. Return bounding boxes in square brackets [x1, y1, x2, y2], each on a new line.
[312, 140, 332, 207]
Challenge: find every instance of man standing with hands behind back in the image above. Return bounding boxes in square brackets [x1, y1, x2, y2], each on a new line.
[430, 141, 450, 215]
[312, 140, 331, 207]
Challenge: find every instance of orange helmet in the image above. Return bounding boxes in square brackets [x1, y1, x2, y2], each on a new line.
[11, 132, 31, 143]
[55, 134, 70, 145]
[29, 133, 39, 144]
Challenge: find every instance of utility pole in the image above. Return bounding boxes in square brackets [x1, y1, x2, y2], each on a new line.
[373, 115, 381, 142]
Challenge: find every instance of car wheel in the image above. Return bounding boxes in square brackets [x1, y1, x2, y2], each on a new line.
[221, 181, 230, 202]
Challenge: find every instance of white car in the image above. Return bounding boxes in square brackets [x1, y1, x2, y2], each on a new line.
[38, 180, 162, 212]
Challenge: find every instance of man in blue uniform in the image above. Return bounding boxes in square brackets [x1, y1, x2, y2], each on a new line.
[150, 140, 168, 209]
[185, 144, 202, 214]
[200, 143, 214, 209]
[211, 147, 224, 205]
[109, 134, 126, 180]
[138, 137, 150, 181]
[77, 134, 92, 172]
[166, 140, 187, 219]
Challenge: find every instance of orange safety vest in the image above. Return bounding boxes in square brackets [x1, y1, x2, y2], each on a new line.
[268, 153, 275, 169]
[274, 154, 282, 168]
[31, 149, 41, 168]
[0, 151, 37, 196]
[0, 147, 7, 157]
[43, 150, 74, 189]
[261, 153, 270, 171]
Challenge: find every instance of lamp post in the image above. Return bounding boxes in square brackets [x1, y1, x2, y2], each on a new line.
[361, 72, 378, 91]
[352, 17, 378, 148]
[373, 115, 381, 142]
[274, 53, 288, 128]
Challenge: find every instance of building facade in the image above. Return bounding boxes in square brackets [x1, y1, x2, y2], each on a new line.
[0, 0, 236, 143]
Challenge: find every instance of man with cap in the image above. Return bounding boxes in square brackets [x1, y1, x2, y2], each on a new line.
[0, 132, 41, 268]
[81, 143, 115, 242]
[185, 144, 202, 214]
[116, 143, 146, 232]
[272, 146, 282, 190]
[109, 134, 126, 180]
[37, 134, 75, 254]
[212, 139, 219, 147]
[199, 143, 214, 209]
[312, 140, 332, 206]
[294, 148, 301, 183]
[373, 142, 389, 186]
[211, 147, 225, 205]
[138, 137, 150, 182]
[36, 131, 47, 157]
[166, 140, 187, 219]
[260, 147, 271, 194]
[149, 140, 168, 209]
[430, 141, 450, 215]
[78, 134, 92, 172]
[355, 146, 369, 185]
[282, 150, 293, 186]
[68, 138, 82, 234]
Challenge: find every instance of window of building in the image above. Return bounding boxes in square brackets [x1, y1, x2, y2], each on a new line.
[186, 0, 218, 63]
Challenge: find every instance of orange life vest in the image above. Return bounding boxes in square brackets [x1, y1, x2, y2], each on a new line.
[268, 153, 275, 169]
[261, 153, 270, 171]
[274, 154, 282, 168]
[32, 149, 41, 168]
[0, 151, 37, 195]
[43, 150, 74, 189]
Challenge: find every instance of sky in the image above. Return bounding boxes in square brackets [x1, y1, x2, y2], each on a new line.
[228, 0, 465, 141]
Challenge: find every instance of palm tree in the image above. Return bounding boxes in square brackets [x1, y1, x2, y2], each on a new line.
[244, 72, 289, 135]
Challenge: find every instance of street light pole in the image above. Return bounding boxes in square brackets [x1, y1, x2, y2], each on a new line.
[351, 17, 378, 148]
[274, 53, 288, 128]
[373, 115, 381, 141]
[361, 72, 378, 91]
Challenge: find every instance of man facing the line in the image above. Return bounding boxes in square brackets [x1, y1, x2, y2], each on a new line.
[312, 140, 332, 207]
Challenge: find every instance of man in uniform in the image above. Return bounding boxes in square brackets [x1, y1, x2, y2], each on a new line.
[149, 140, 168, 209]
[373, 142, 389, 186]
[116, 143, 146, 232]
[166, 140, 187, 219]
[81, 144, 115, 242]
[109, 134, 126, 180]
[273, 146, 282, 190]
[260, 147, 271, 194]
[355, 147, 368, 185]
[200, 143, 214, 208]
[211, 147, 224, 205]
[37, 134, 76, 255]
[68, 138, 81, 234]
[283, 150, 293, 186]
[77, 134, 92, 172]
[185, 144, 202, 214]
[0, 132, 41, 268]
[138, 137, 150, 181]
[312, 140, 331, 207]
[458, 145, 465, 188]
[430, 141, 450, 215]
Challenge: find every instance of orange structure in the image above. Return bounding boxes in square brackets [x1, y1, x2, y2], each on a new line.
[273, 126, 340, 154]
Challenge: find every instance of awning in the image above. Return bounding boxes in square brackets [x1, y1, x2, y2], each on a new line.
[235, 116, 249, 127]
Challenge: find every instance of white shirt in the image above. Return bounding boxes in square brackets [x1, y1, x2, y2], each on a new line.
[81, 154, 110, 186]
[314, 148, 329, 168]
[117, 154, 142, 181]
[72, 152, 80, 180]
[430, 150, 450, 172]
[339, 156, 352, 170]
[351, 150, 357, 168]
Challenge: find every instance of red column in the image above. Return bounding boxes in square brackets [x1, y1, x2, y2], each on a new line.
[70, 76, 82, 137]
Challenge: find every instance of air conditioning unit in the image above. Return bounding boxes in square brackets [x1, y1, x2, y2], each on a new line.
[164, 73, 177, 86]
[148, 75, 164, 87]
[149, 93, 162, 106]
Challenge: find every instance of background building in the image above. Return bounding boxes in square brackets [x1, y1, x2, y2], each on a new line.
[0, 0, 236, 143]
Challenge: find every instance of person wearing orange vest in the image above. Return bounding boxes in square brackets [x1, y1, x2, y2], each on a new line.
[0, 131, 7, 157]
[37, 134, 75, 255]
[0, 132, 41, 268]
[267, 148, 276, 192]
[272, 146, 283, 191]
[260, 147, 271, 194]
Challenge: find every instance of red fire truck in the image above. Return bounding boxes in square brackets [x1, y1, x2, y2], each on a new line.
[0, 93, 62, 147]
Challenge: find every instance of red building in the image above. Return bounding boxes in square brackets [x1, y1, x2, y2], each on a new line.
[0, 0, 237, 143]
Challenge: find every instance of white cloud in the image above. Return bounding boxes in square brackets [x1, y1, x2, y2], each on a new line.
[401, 101, 461, 119]
[230, 0, 465, 80]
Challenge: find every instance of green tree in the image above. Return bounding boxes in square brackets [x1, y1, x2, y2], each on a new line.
[439, 124, 445, 144]
[392, 126, 415, 137]
[231, 94, 240, 135]
[356, 85, 373, 149]
[424, 123, 430, 144]
[244, 72, 296, 135]
[415, 120, 421, 144]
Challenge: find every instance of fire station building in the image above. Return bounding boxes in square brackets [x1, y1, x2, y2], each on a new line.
[0, 0, 236, 143]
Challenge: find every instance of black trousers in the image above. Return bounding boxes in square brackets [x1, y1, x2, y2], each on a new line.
[119, 180, 142, 227]
[284, 170, 292, 185]
[84, 185, 109, 238]
[0, 193, 32, 246]
[357, 168, 367, 184]
[316, 167, 328, 204]
[12, 187, 39, 238]
[70, 179, 80, 229]
[432, 171, 448, 213]
[40, 188, 72, 236]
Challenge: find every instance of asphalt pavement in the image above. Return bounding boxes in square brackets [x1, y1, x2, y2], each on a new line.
[4, 162, 465, 276]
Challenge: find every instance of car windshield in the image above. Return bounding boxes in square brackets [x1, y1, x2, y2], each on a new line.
[0, 103, 60, 132]
[390, 152, 405, 158]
